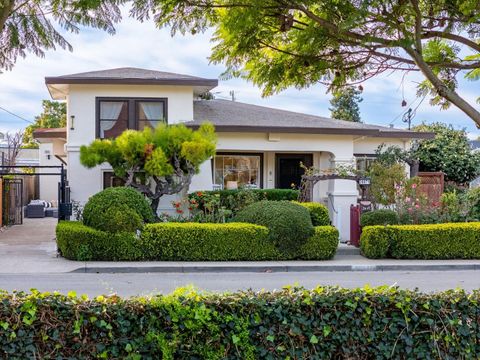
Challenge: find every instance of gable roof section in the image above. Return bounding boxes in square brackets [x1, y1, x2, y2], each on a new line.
[33, 127, 67, 140]
[189, 99, 434, 139]
[46, 67, 218, 99]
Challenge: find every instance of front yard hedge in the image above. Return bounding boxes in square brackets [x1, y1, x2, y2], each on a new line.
[1, 287, 479, 359]
[361, 222, 480, 259]
[56, 222, 338, 261]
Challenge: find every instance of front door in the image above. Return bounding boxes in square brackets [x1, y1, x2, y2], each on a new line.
[276, 153, 313, 189]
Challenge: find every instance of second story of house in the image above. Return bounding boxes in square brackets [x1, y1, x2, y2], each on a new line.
[45, 67, 218, 148]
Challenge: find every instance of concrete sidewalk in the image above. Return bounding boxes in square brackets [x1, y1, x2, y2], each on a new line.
[1, 223, 480, 274]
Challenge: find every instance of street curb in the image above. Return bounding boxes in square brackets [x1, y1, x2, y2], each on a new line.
[70, 263, 480, 274]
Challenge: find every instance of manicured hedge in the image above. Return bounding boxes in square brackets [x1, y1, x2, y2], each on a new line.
[234, 200, 314, 255]
[296, 226, 338, 260]
[141, 222, 278, 261]
[83, 187, 154, 231]
[193, 188, 300, 201]
[295, 201, 330, 226]
[1, 287, 479, 359]
[57, 222, 338, 261]
[360, 209, 399, 227]
[361, 222, 480, 259]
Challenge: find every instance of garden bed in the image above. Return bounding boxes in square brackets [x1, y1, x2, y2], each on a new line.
[361, 222, 480, 259]
[56, 222, 339, 261]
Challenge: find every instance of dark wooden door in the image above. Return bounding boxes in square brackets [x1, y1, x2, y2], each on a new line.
[276, 154, 313, 189]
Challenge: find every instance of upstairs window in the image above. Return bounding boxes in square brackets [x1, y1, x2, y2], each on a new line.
[97, 97, 167, 138]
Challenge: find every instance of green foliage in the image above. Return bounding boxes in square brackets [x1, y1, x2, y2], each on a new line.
[0, 1, 125, 71]
[80, 123, 216, 213]
[361, 223, 480, 259]
[82, 187, 154, 231]
[296, 226, 338, 260]
[360, 226, 394, 259]
[56, 222, 141, 261]
[329, 86, 362, 122]
[368, 162, 406, 206]
[295, 202, 330, 226]
[2, 286, 480, 359]
[360, 210, 399, 227]
[141, 222, 278, 261]
[22, 100, 66, 147]
[234, 200, 313, 255]
[466, 187, 480, 220]
[412, 123, 480, 184]
[96, 205, 143, 233]
[188, 189, 299, 216]
[139, 1, 480, 124]
[57, 221, 337, 261]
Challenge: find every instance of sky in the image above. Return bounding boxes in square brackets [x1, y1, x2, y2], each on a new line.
[0, 13, 479, 138]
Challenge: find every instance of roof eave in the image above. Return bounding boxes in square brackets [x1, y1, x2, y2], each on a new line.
[44, 77, 218, 88]
[186, 124, 435, 138]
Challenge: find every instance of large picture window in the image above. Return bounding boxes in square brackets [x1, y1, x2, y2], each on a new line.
[96, 97, 167, 138]
[214, 154, 262, 189]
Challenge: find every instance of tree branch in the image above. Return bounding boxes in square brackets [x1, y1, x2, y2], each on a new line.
[423, 31, 480, 52]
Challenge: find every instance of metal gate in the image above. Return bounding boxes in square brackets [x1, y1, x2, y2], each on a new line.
[2, 178, 23, 225]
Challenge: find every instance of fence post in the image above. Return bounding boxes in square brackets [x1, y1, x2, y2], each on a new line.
[350, 204, 361, 247]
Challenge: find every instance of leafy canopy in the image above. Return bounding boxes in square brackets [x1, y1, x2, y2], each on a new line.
[23, 100, 66, 148]
[80, 123, 217, 213]
[329, 86, 363, 122]
[137, 0, 480, 126]
[0, 0, 125, 71]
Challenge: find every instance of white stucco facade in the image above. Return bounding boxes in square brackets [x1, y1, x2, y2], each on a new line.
[43, 68, 426, 242]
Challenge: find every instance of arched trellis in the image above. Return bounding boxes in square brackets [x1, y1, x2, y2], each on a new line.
[298, 174, 370, 202]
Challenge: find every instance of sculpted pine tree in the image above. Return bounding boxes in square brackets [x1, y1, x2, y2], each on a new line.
[80, 123, 217, 213]
[329, 86, 363, 122]
[131, 1, 480, 126]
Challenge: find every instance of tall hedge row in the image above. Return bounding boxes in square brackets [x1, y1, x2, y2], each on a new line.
[56, 222, 338, 261]
[361, 222, 480, 259]
[1, 287, 479, 359]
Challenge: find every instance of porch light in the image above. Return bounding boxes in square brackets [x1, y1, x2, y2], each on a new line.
[70, 115, 75, 130]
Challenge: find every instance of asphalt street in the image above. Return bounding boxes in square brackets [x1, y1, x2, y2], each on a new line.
[0, 270, 478, 297]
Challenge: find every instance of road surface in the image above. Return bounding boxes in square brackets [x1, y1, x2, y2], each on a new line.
[0, 270, 478, 297]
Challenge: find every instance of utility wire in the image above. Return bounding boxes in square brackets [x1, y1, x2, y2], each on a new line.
[0, 105, 34, 124]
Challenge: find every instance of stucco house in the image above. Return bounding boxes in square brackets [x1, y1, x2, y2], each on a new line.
[41, 67, 432, 240]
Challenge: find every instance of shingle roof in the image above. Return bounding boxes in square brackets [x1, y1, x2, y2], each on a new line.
[33, 127, 67, 139]
[189, 99, 434, 138]
[45, 67, 218, 87]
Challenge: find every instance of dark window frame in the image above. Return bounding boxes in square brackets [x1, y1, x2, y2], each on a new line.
[212, 152, 264, 189]
[96, 97, 168, 138]
[275, 153, 313, 189]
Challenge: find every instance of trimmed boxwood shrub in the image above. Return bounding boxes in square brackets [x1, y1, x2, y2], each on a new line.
[95, 205, 143, 233]
[360, 226, 393, 259]
[141, 222, 279, 261]
[361, 222, 480, 259]
[2, 287, 480, 359]
[360, 209, 399, 227]
[56, 221, 141, 261]
[295, 202, 330, 226]
[234, 200, 314, 255]
[296, 226, 338, 260]
[83, 187, 154, 231]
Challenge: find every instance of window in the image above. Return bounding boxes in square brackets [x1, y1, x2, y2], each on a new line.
[103, 171, 126, 189]
[214, 154, 262, 189]
[97, 97, 167, 138]
[355, 155, 376, 173]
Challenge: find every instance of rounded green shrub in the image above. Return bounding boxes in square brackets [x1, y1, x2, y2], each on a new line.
[234, 200, 314, 255]
[83, 187, 154, 231]
[94, 205, 143, 233]
[360, 226, 392, 259]
[295, 202, 330, 226]
[360, 209, 399, 227]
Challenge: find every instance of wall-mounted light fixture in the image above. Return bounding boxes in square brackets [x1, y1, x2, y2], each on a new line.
[45, 150, 51, 160]
[70, 115, 75, 130]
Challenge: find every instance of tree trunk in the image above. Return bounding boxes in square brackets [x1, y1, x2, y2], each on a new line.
[0, 1, 14, 33]
[150, 197, 160, 219]
[407, 48, 480, 127]
[409, 159, 420, 178]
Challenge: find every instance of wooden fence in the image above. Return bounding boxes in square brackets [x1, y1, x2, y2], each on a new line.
[417, 172, 444, 205]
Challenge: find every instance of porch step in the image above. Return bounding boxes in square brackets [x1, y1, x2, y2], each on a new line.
[337, 244, 361, 256]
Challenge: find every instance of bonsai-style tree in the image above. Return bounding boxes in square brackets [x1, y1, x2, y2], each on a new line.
[80, 123, 217, 213]
[329, 86, 363, 122]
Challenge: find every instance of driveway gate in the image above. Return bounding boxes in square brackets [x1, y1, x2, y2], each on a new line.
[2, 178, 23, 225]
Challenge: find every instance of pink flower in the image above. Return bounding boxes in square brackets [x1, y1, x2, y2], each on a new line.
[411, 183, 417, 189]
[415, 204, 420, 209]
[408, 208, 413, 212]
[405, 197, 411, 203]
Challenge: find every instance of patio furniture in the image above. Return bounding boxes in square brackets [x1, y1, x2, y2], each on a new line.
[25, 204, 45, 218]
